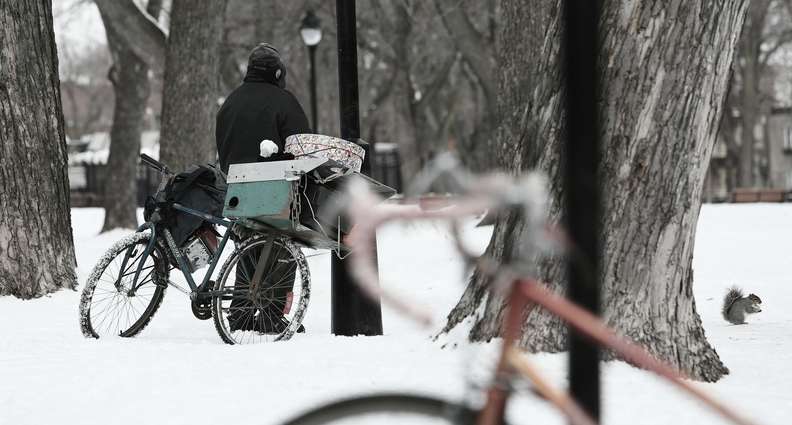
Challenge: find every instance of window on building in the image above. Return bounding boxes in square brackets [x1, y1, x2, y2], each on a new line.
[784, 126, 792, 153]
[68, 166, 87, 190]
[712, 140, 727, 158]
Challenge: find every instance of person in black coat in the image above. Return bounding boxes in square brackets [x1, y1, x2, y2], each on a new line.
[216, 43, 311, 173]
[215, 43, 310, 335]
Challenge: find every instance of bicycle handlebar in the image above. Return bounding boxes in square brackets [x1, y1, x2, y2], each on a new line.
[140, 153, 171, 175]
[337, 154, 761, 425]
[335, 154, 553, 326]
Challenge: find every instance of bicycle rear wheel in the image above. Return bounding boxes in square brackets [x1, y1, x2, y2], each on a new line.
[79, 232, 168, 338]
[212, 234, 310, 344]
[281, 394, 479, 425]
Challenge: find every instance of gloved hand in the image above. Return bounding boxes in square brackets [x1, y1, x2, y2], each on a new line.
[259, 139, 279, 158]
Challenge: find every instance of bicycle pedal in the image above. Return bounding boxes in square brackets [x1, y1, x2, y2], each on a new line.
[195, 280, 215, 304]
[191, 299, 212, 320]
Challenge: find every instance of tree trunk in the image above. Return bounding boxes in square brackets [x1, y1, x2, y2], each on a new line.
[98, 1, 162, 232]
[0, 1, 77, 298]
[739, 43, 759, 188]
[384, 2, 422, 179]
[444, 0, 748, 382]
[433, 0, 497, 172]
[718, 77, 740, 196]
[736, 1, 771, 188]
[159, 0, 227, 172]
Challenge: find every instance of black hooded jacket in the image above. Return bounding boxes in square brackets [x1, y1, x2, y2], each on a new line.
[215, 75, 310, 173]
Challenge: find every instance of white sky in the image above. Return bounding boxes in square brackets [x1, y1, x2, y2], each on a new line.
[52, 0, 107, 51]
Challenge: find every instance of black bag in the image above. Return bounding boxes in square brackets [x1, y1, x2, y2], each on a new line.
[144, 164, 227, 246]
[298, 160, 397, 241]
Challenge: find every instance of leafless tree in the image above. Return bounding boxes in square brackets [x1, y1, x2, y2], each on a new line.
[159, 0, 227, 171]
[719, 0, 792, 188]
[433, 0, 497, 169]
[58, 43, 114, 139]
[97, 0, 163, 231]
[214, 1, 500, 179]
[93, 0, 226, 174]
[444, 0, 749, 382]
[0, 0, 77, 298]
[92, 0, 166, 72]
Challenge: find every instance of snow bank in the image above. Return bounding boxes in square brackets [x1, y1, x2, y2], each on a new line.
[0, 205, 790, 424]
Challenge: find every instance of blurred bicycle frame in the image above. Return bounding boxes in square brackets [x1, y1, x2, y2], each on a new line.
[282, 154, 759, 425]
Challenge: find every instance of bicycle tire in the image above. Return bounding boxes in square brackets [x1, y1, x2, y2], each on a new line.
[79, 232, 168, 339]
[212, 234, 310, 344]
[281, 393, 480, 425]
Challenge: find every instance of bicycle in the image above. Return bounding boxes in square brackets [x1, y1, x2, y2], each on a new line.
[78, 154, 312, 345]
[282, 155, 759, 425]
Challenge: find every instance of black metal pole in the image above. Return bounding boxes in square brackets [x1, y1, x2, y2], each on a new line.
[562, 1, 601, 422]
[331, 0, 383, 336]
[308, 44, 318, 133]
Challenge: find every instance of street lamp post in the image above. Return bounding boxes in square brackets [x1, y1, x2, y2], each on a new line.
[563, 1, 602, 421]
[331, 0, 383, 336]
[300, 10, 321, 133]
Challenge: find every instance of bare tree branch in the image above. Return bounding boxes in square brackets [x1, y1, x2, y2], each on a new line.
[415, 54, 459, 109]
[432, 0, 496, 112]
[760, 37, 792, 67]
[93, 0, 167, 72]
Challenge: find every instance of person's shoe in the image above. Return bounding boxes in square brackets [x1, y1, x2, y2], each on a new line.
[228, 310, 257, 332]
[254, 312, 288, 334]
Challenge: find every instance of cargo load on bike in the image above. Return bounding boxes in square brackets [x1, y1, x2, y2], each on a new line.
[142, 163, 226, 274]
[79, 135, 395, 345]
[222, 133, 396, 252]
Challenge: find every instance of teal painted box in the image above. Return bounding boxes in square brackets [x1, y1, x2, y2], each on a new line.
[223, 180, 293, 229]
[222, 159, 326, 231]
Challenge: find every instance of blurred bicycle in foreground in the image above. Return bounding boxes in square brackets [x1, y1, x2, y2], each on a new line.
[282, 154, 760, 425]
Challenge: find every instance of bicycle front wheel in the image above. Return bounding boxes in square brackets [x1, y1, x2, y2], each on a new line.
[79, 232, 168, 338]
[281, 394, 479, 425]
[212, 234, 310, 344]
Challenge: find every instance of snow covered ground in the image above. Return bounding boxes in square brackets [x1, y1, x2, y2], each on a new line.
[1, 205, 790, 425]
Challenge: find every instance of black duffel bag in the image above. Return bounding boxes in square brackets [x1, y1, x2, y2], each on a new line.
[144, 163, 227, 246]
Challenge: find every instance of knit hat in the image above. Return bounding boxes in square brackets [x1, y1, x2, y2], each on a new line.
[245, 43, 287, 88]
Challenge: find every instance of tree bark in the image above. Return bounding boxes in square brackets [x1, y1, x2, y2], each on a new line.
[159, 0, 227, 172]
[98, 0, 163, 232]
[0, 0, 77, 298]
[444, 0, 748, 382]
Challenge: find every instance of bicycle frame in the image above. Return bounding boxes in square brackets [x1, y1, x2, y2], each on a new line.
[500, 278, 759, 425]
[127, 153, 249, 299]
[130, 153, 305, 303]
[479, 279, 596, 425]
[339, 175, 759, 425]
[120, 202, 234, 299]
[478, 276, 758, 425]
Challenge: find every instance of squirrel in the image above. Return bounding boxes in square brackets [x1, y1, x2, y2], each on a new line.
[722, 286, 762, 325]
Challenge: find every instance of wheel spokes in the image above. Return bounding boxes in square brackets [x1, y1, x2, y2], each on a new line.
[88, 239, 163, 337]
[215, 238, 306, 344]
